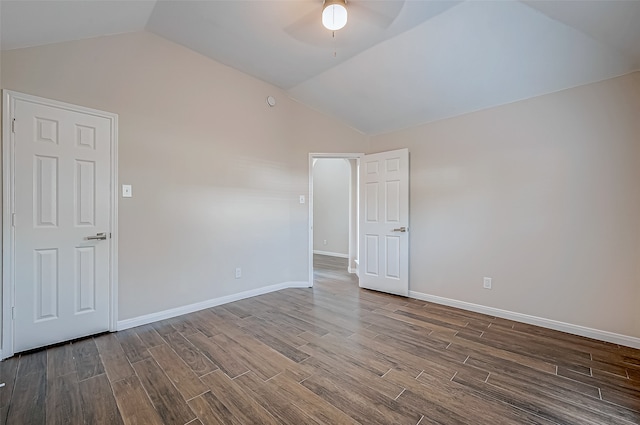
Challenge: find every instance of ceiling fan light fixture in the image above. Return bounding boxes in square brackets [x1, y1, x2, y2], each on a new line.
[322, 0, 348, 31]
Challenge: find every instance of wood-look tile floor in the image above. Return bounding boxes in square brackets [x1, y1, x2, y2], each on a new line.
[1, 254, 639, 424]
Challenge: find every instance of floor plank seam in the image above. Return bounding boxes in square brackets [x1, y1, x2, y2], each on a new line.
[264, 371, 282, 383]
[130, 365, 164, 420]
[298, 374, 311, 385]
[185, 390, 210, 403]
[230, 370, 250, 380]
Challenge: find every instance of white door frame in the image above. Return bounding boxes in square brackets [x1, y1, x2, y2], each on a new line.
[2, 90, 119, 359]
[308, 153, 363, 286]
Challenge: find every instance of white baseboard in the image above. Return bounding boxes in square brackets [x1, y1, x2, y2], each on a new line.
[117, 281, 311, 331]
[313, 250, 348, 259]
[409, 290, 640, 350]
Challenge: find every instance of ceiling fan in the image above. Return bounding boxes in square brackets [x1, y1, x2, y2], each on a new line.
[285, 0, 406, 47]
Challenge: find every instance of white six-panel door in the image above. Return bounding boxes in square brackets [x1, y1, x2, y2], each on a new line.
[5, 92, 116, 353]
[359, 148, 409, 296]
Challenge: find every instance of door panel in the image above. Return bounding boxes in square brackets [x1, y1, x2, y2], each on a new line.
[359, 148, 409, 296]
[385, 235, 400, 279]
[35, 248, 59, 320]
[13, 97, 112, 352]
[76, 160, 96, 226]
[365, 235, 379, 276]
[76, 246, 96, 313]
[35, 155, 59, 226]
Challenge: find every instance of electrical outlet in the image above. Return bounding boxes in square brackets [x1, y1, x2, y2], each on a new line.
[299, 195, 305, 204]
[483, 277, 492, 289]
[235, 268, 242, 279]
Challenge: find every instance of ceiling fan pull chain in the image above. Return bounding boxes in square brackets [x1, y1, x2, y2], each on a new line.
[333, 31, 337, 57]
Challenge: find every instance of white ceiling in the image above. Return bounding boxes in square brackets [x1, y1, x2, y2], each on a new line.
[2, 0, 639, 135]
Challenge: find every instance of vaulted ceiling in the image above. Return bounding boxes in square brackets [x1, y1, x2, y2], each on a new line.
[2, 1, 639, 135]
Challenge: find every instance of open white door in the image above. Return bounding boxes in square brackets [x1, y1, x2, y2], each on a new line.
[359, 148, 409, 296]
[3, 91, 118, 355]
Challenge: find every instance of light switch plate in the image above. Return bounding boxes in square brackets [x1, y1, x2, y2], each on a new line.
[299, 195, 305, 204]
[122, 184, 132, 198]
[483, 277, 492, 289]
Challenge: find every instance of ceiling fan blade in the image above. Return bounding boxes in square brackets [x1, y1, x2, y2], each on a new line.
[284, 4, 348, 48]
[348, 0, 405, 29]
[285, 7, 319, 34]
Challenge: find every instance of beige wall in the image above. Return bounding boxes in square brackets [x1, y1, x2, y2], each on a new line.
[371, 71, 640, 338]
[3, 30, 638, 343]
[313, 158, 350, 256]
[1, 31, 368, 323]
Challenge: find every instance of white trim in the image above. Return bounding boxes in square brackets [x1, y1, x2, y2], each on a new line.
[117, 281, 311, 331]
[109, 112, 119, 332]
[313, 250, 349, 259]
[2, 91, 15, 359]
[409, 290, 640, 350]
[1, 90, 118, 359]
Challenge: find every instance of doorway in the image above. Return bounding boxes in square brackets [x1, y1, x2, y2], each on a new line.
[309, 149, 410, 296]
[2, 91, 118, 358]
[308, 154, 361, 286]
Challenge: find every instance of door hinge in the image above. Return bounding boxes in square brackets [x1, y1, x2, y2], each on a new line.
[11, 307, 15, 320]
[11, 118, 16, 133]
[11, 213, 15, 227]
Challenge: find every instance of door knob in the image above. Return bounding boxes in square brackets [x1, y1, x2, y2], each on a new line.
[86, 232, 107, 241]
[392, 227, 407, 232]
